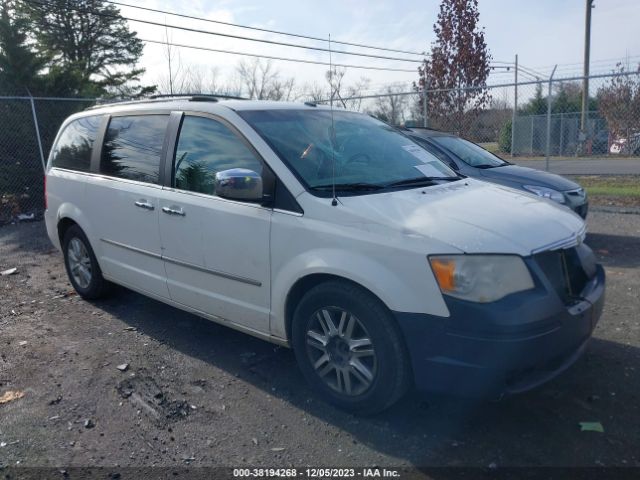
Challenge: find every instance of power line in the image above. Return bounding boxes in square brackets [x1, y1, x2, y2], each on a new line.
[139, 38, 418, 72]
[23, 0, 423, 64]
[106, 0, 427, 57]
[541, 54, 640, 69]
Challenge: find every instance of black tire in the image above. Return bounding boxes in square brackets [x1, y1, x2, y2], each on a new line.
[291, 280, 412, 414]
[62, 224, 111, 300]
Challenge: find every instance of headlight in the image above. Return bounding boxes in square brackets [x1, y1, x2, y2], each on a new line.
[522, 185, 565, 204]
[429, 255, 535, 303]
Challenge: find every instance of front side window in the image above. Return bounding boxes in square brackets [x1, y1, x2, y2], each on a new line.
[239, 109, 457, 195]
[50, 115, 101, 171]
[173, 115, 263, 195]
[100, 115, 169, 184]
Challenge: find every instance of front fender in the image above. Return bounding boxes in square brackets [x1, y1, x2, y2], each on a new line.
[270, 248, 450, 339]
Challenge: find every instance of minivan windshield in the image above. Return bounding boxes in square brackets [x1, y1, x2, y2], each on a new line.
[239, 109, 458, 194]
[430, 135, 508, 168]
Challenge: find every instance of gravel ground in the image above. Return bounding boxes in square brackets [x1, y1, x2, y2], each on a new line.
[0, 212, 639, 472]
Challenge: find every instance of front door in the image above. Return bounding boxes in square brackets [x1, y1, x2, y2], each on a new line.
[158, 113, 272, 332]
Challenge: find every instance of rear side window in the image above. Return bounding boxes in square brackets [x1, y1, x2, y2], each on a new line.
[50, 116, 101, 171]
[100, 115, 169, 184]
[173, 115, 263, 195]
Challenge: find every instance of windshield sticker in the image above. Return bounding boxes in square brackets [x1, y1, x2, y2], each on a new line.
[402, 144, 437, 163]
[414, 162, 452, 177]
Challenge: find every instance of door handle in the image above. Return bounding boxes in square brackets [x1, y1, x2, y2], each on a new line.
[134, 200, 154, 211]
[162, 206, 186, 216]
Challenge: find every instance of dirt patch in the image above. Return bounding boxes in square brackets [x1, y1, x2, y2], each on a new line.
[116, 372, 192, 425]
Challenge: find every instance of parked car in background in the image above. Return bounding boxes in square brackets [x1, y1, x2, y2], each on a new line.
[609, 132, 640, 155]
[45, 98, 604, 413]
[406, 127, 589, 218]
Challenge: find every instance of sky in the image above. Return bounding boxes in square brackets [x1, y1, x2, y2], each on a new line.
[116, 0, 640, 96]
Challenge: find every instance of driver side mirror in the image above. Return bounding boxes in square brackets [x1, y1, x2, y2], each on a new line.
[214, 168, 263, 202]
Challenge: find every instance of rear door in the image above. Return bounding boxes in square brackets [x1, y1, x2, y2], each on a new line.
[157, 112, 272, 332]
[84, 113, 171, 299]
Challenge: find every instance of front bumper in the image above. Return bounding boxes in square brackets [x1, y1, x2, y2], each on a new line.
[564, 190, 588, 219]
[394, 258, 605, 398]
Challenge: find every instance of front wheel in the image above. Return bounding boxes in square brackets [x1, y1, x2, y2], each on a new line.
[292, 281, 412, 414]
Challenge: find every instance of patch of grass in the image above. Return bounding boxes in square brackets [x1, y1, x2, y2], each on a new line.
[572, 175, 640, 196]
[514, 155, 640, 161]
[569, 175, 640, 207]
[478, 142, 500, 154]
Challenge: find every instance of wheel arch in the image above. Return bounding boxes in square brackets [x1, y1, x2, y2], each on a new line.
[284, 273, 388, 344]
[57, 217, 79, 246]
[54, 202, 95, 248]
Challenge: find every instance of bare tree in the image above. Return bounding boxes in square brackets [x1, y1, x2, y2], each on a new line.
[324, 68, 370, 110]
[372, 85, 408, 125]
[235, 58, 296, 100]
[159, 24, 188, 95]
[302, 82, 328, 102]
[344, 77, 371, 111]
[325, 66, 347, 106]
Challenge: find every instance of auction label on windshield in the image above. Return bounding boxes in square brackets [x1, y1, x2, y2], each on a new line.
[413, 163, 451, 178]
[402, 144, 436, 163]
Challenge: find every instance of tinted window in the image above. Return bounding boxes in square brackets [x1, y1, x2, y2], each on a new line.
[100, 115, 169, 184]
[174, 116, 262, 195]
[51, 116, 101, 171]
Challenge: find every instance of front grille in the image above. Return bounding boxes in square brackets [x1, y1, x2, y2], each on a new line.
[533, 246, 592, 304]
[565, 188, 586, 199]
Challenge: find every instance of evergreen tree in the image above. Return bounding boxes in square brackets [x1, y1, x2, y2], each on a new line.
[0, 0, 46, 94]
[19, 0, 154, 97]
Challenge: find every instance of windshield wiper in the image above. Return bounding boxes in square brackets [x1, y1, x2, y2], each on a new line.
[475, 163, 508, 169]
[385, 176, 459, 188]
[310, 182, 385, 192]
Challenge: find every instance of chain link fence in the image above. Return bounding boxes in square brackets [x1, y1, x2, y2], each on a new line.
[0, 97, 97, 225]
[1, 70, 639, 225]
[316, 70, 640, 160]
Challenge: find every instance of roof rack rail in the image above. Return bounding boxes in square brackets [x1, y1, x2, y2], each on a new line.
[85, 93, 248, 111]
[149, 93, 248, 101]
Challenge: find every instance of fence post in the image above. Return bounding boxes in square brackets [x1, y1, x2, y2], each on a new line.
[28, 95, 46, 171]
[530, 116, 534, 155]
[422, 70, 429, 128]
[510, 54, 518, 156]
[559, 113, 564, 156]
[545, 65, 557, 171]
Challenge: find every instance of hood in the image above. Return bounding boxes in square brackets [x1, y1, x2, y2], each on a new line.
[479, 165, 580, 191]
[337, 179, 585, 256]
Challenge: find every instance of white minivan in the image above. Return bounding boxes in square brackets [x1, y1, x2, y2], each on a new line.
[45, 97, 605, 413]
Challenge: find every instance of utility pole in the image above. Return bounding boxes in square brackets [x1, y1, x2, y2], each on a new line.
[580, 0, 594, 134]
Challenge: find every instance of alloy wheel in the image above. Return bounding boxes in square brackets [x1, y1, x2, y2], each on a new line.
[67, 237, 92, 289]
[305, 307, 377, 396]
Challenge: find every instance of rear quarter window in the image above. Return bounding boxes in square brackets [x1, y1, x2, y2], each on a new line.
[50, 116, 102, 171]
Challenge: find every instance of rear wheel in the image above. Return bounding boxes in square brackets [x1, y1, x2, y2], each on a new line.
[62, 225, 111, 299]
[292, 280, 411, 414]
